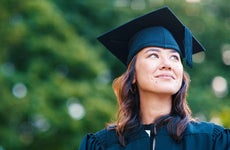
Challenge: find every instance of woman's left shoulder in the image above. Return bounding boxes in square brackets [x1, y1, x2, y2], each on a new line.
[187, 121, 230, 148]
[186, 121, 229, 135]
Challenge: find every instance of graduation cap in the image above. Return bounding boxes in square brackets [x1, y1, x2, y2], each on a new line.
[97, 6, 205, 67]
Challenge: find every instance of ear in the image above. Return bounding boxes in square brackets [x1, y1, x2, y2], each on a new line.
[132, 73, 136, 84]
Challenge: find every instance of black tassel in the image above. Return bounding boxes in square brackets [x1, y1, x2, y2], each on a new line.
[184, 27, 193, 68]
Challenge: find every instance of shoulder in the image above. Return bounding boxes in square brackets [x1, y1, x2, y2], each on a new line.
[186, 121, 224, 134]
[94, 126, 119, 145]
[185, 121, 229, 139]
[78, 126, 120, 150]
[181, 121, 230, 149]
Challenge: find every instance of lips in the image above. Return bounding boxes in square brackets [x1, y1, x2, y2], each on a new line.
[155, 73, 175, 79]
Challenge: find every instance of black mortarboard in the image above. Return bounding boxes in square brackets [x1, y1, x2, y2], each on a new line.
[97, 7, 205, 67]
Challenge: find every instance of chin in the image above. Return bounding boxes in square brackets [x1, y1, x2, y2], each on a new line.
[155, 87, 180, 95]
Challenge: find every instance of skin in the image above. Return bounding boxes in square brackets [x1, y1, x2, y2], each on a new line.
[133, 46, 184, 124]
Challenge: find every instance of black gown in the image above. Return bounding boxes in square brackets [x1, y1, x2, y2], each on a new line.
[78, 121, 230, 150]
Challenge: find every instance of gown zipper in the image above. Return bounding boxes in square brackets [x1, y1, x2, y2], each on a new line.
[150, 124, 157, 150]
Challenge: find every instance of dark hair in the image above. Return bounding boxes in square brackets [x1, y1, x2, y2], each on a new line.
[110, 55, 193, 146]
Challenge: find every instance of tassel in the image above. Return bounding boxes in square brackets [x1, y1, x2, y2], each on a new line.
[184, 27, 193, 67]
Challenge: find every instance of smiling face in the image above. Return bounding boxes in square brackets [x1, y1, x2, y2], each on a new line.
[134, 46, 184, 97]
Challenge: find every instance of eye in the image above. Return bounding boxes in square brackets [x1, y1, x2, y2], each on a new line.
[149, 53, 158, 59]
[170, 55, 180, 61]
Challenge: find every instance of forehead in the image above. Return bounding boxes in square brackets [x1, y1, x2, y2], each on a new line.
[139, 46, 180, 54]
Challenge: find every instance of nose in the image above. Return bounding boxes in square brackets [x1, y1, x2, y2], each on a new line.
[159, 57, 172, 70]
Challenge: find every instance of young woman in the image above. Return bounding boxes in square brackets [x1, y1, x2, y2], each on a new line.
[79, 7, 230, 150]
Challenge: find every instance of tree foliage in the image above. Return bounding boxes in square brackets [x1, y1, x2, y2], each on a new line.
[0, 0, 229, 149]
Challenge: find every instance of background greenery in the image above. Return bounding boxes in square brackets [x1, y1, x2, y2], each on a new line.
[0, 0, 229, 149]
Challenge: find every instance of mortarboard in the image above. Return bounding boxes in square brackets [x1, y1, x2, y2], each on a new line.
[97, 6, 205, 67]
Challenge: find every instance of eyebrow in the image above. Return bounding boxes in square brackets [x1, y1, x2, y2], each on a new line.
[144, 48, 160, 53]
[145, 48, 179, 54]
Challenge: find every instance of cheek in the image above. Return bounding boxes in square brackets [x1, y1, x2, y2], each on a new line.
[136, 62, 155, 80]
[177, 77, 183, 88]
[175, 65, 184, 84]
[135, 66, 152, 86]
[178, 73, 184, 89]
[176, 64, 183, 76]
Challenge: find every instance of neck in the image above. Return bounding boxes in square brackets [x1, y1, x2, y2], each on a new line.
[139, 92, 172, 125]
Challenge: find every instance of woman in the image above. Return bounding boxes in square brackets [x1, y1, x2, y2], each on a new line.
[79, 7, 230, 150]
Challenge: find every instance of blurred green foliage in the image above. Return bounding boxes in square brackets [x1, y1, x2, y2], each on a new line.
[0, 0, 229, 149]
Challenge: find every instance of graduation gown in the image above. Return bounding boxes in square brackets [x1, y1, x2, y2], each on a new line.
[78, 121, 230, 150]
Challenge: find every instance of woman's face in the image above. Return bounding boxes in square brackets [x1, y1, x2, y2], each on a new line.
[134, 46, 183, 96]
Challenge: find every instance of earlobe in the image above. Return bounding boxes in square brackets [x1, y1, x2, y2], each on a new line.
[132, 74, 136, 84]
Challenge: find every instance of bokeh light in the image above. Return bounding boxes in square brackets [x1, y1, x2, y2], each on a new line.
[67, 98, 85, 120]
[186, 0, 200, 3]
[1, 62, 15, 76]
[212, 76, 228, 98]
[96, 69, 111, 84]
[222, 44, 230, 65]
[12, 83, 27, 99]
[222, 50, 230, 65]
[193, 52, 205, 63]
[210, 116, 222, 125]
[32, 115, 50, 132]
[130, 0, 146, 10]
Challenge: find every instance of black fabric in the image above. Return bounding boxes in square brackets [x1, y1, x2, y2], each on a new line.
[78, 121, 230, 150]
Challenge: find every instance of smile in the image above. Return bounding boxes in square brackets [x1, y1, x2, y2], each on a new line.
[155, 74, 175, 80]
